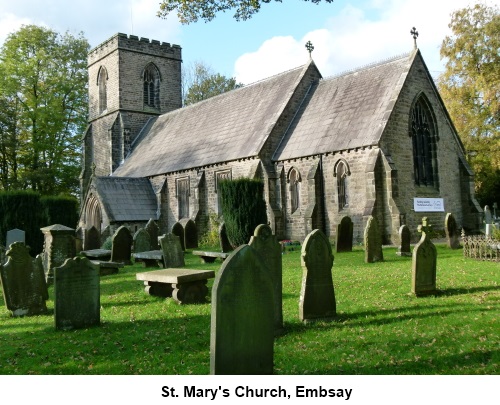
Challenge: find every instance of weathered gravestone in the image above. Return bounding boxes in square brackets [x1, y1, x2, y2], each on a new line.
[158, 233, 185, 268]
[219, 222, 232, 253]
[180, 218, 198, 249]
[335, 216, 353, 253]
[364, 216, 384, 263]
[41, 224, 76, 284]
[248, 224, 283, 334]
[133, 228, 151, 253]
[85, 226, 100, 250]
[210, 244, 274, 375]
[0, 242, 48, 316]
[6, 228, 25, 248]
[111, 226, 133, 264]
[300, 229, 336, 323]
[412, 217, 437, 296]
[145, 218, 159, 250]
[445, 213, 460, 249]
[396, 225, 412, 257]
[171, 222, 185, 251]
[54, 257, 100, 330]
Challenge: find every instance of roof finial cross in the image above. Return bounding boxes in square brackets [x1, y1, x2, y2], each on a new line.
[410, 27, 419, 50]
[305, 41, 314, 59]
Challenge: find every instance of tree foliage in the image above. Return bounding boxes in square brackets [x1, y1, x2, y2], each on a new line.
[0, 25, 89, 195]
[183, 61, 242, 106]
[438, 4, 500, 206]
[158, 0, 334, 24]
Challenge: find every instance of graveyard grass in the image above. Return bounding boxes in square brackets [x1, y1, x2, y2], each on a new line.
[0, 244, 498, 375]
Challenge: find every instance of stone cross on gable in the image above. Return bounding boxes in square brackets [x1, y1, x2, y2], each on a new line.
[418, 217, 431, 236]
[410, 27, 419, 50]
[305, 41, 314, 59]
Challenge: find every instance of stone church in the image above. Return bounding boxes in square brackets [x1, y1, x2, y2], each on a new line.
[79, 32, 481, 246]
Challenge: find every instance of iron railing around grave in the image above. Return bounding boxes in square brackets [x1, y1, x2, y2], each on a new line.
[461, 230, 500, 262]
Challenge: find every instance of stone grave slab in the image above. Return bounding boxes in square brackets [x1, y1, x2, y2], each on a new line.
[336, 216, 353, 253]
[364, 216, 384, 263]
[111, 226, 132, 264]
[445, 213, 460, 249]
[412, 217, 437, 296]
[159, 233, 185, 268]
[397, 225, 412, 256]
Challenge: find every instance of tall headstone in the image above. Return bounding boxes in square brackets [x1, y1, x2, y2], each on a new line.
[364, 216, 384, 263]
[249, 224, 283, 334]
[445, 213, 460, 249]
[54, 257, 100, 330]
[335, 216, 353, 252]
[181, 218, 198, 249]
[300, 229, 336, 323]
[210, 245, 274, 375]
[85, 226, 100, 250]
[158, 233, 185, 268]
[219, 222, 232, 253]
[171, 222, 185, 251]
[412, 217, 437, 296]
[396, 225, 412, 256]
[0, 242, 48, 316]
[145, 219, 159, 250]
[40, 224, 76, 284]
[111, 226, 133, 264]
[133, 228, 151, 253]
[6, 229, 25, 248]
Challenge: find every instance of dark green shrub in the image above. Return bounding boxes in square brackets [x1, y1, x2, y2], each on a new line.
[219, 178, 268, 248]
[41, 195, 79, 228]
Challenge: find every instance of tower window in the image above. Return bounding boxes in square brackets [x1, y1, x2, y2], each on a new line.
[98, 67, 107, 114]
[143, 63, 161, 109]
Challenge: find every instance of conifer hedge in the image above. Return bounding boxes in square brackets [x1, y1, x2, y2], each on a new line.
[219, 178, 268, 248]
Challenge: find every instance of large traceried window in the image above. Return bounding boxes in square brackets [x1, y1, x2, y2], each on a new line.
[288, 167, 301, 214]
[176, 177, 190, 219]
[97, 66, 108, 114]
[143, 63, 161, 109]
[410, 95, 439, 188]
[335, 160, 350, 210]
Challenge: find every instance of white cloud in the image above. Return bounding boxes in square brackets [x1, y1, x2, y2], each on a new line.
[0, 13, 34, 45]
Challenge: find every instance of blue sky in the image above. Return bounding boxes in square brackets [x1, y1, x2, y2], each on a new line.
[1, 0, 499, 84]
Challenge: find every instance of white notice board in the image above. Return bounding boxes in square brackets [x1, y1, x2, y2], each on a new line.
[414, 198, 444, 212]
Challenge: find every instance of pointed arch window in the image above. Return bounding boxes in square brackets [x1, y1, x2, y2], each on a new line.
[176, 177, 190, 219]
[334, 160, 350, 210]
[288, 167, 301, 214]
[97, 67, 108, 114]
[143, 63, 161, 109]
[410, 95, 439, 187]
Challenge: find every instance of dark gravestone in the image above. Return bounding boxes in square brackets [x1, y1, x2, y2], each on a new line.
[40, 224, 76, 284]
[397, 225, 412, 257]
[111, 226, 133, 264]
[75, 227, 84, 253]
[300, 229, 336, 323]
[364, 216, 384, 263]
[100, 226, 111, 244]
[180, 218, 198, 249]
[335, 216, 353, 252]
[6, 228, 25, 248]
[159, 233, 185, 268]
[412, 217, 437, 296]
[54, 257, 100, 330]
[219, 222, 232, 253]
[445, 213, 460, 249]
[145, 219, 159, 250]
[0, 242, 48, 317]
[85, 226, 100, 250]
[133, 228, 151, 253]
[210, 244, 274, 375]
[249, 224, 283, 335]
[171, 222, 185, 251]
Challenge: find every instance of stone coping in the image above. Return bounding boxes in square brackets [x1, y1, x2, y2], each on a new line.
[136, 268, 215, 284]
[192, 250, 230, 258]
[81, 249, 112, 259]
[133, 250, 163, 259]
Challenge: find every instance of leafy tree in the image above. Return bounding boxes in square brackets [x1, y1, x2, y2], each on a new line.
[438, 3, 500, 206]
[158, 0, 334, 24]
[0, 25, 89, 195]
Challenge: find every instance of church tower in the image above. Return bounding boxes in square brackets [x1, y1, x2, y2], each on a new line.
[81, 33, 182, 196]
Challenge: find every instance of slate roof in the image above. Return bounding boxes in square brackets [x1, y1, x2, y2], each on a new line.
[94, 177, 157, 221]
[274, 51, 414, 161]
[113, 64, 312, 178]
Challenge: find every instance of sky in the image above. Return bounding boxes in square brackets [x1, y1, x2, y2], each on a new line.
[0, 0, 499, 85]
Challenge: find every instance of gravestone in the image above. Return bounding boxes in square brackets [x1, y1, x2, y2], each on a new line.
[171, 222, 185, 251]
[133, 228, 151, 253]
[40, 224, 76, 284]
[396, 225, 412, 256]
[6, 229, 25, 248]
[412, 217, 437, 296]
[445, 213, 460, 249]
[181, 218, 198, 249]
[158, 233, 185, 268]
[145, 219, 159, 249]
[219, 222, 232, 253]
[300, 229, 336, 323]
[210, 244, 274, 375]
[111, 226, 132, 264]
[0, 242, 48, 316]
[85, 226, 100, 250]
[364, 216, 384, 263]
[75, 227, 84, 253]
[335, 216, 353, 252]
[54, 257, 100, 330]
[249, 224, 283, 334]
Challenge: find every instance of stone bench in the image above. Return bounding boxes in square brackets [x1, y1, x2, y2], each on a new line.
[192, 250, 230, 263]
[133, 250, 163, 267]
[136, 268, 215, 304]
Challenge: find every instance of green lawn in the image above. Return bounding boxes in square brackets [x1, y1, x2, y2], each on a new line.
[0, 244, 498, 375]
